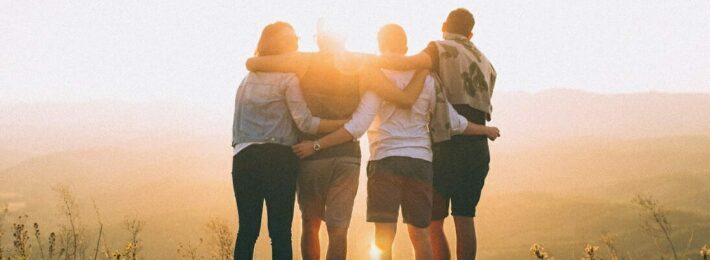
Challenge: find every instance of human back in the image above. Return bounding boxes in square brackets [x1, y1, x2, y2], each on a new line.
[297, 30, 364, 161]
[367, 69, 436, 162]
[431, 37, 496, 116]
[232, 21, 303, 148]
[232, 72, 301, 147]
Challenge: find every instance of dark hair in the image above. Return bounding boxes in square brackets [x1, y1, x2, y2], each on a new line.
[445, 8, 475, 36]
[377, 24, 407, 54]
[254, 21, 295, 57]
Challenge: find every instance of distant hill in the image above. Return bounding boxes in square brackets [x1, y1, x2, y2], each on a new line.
[0, 101, 227, 153]
[2, 89, 709, 154]
[491, 89, 710, 147]
[487, 135, 710, 198]
[0, 149, 35, 171]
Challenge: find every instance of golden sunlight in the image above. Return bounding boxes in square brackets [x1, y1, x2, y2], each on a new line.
[369, 240, 382, 260]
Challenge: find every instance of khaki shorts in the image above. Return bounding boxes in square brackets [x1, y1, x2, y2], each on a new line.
[297, 156, 360, 228]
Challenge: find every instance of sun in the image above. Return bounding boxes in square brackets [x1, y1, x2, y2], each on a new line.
[369, 240, 382, 260]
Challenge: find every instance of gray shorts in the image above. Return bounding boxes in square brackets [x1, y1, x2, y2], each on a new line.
[297, 156, 360, 228]
[366, 156, 433, 228]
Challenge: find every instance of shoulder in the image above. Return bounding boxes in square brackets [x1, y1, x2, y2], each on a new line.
[423, 41, 439, 56]
[246, 72, 299, 84]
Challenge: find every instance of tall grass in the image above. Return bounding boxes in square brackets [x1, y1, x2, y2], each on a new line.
[53, 185, 86, 260]
[530, 194, 707, 260]
[632, 194, 678, 260]
[0, 206, 7, 259]
[530, 243, 554, 260]
[176, 218, 234, 260]
[12, 215, 32, 259]
[0, 186, 153, 260]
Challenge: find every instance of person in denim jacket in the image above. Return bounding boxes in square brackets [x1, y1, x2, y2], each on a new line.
[231, 21, 345, 260]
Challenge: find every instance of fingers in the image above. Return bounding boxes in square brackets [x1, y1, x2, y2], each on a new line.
[487, 127, 501, 141]
[291, 143, 313, 159]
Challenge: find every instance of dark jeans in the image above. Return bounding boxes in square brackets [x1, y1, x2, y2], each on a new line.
[232, 143, 298, 260]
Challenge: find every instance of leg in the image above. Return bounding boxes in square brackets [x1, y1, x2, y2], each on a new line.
[398, 158, 435, 260]
[264, 145, 299, 260]
[366, 158, 403, 260]
[301, 219, 321, 260]
[449, 163, 488, 260]
[322, 157, 360, 259]
[428, 219, 450, 260]
[431, 142, 457, 260]
[453, 216, 476, 260]
[264, 189, 296, 260]
[447, 136, 490, 260]
[325, 225, 348, 260]
[374, 223, 397, 260]
[297, 159, 332, 260]
[408, 224, 434, 260]
[232, 152, 265, 260]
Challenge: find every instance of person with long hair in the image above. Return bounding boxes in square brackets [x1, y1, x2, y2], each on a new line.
[231, 21, 345, 260]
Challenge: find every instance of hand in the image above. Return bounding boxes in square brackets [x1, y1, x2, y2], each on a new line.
[292, 141, 316, 159]
[485, 126, 501, 141]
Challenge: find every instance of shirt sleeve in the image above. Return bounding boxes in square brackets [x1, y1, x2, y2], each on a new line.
[447, 101, 469, 135]
[423, 41, 440, 73]
[284, 75, 321, 135]
[343, 91, 381, 138]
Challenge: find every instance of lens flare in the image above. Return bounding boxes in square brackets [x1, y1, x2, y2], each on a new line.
[369, 241, 382, 260]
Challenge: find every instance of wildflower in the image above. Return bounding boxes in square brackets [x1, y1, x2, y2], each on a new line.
[701, 244, 710, 260]
[582, 244, 600, 260]
[530, 243, 550, 259]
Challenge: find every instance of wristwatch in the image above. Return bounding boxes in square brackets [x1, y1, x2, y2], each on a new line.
[312, 141, 321, 152]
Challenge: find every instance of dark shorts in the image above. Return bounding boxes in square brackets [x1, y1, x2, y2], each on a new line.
[432, 135, 490, 220]
[297, 156, 360, 229]
[366, 156, 433, 228]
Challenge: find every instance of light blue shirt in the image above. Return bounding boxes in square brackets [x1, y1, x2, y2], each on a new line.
[232, 72, 321, 151]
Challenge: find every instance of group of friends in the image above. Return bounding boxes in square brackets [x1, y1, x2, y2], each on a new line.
[231, 8, 499, 260]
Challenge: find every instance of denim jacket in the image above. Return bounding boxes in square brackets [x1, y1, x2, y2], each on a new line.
[232, 72, 321, 147]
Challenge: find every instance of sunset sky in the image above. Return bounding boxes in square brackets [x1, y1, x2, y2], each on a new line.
[2, 0, 709, 105]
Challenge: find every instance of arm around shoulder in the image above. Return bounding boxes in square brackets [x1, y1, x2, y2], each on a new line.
[376, 51, 433, 71]
[246, 52, 311, 77]
[363, 68, 428, 108]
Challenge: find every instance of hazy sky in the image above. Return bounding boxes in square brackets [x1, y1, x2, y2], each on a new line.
[1, 0, 709, 105]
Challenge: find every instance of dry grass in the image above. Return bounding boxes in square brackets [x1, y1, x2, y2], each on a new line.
[175, 218, 233, 260]
[632, 194, 679, 260]
[529, 243, 555, 260]
[0, 186, 154, 260]
[2, 185, 705, 260]
[529, 194, 709, 260]
[0, 206, 7, 259]
[701, 244, 709, 260]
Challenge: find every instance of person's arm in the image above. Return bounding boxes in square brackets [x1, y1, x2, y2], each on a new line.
[463, 123, 500, 140]
[246, 52, 312, 77]
[447, 102, 500, 140]
[375, 51, 433, 71]
[284, 76, 345, 134]
[362, 68, 428, 108]
[292, 91, 381, 158]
